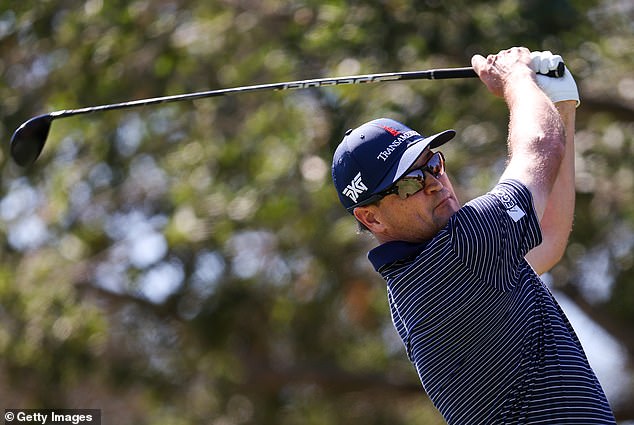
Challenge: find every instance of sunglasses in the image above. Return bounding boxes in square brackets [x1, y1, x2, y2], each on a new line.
[378, 151, 446, 200]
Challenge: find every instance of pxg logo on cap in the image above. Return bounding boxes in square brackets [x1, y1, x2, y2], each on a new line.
[331, 118, 456, 212]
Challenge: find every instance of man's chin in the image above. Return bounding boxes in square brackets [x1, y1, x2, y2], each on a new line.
[436, 196, 460, 215]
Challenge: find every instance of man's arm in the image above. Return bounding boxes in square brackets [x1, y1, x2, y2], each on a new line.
[525, 100, 576, 274]
[472, 47, 565, 220]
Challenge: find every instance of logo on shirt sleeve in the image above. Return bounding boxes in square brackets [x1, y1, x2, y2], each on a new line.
[491, 188, 526, 222]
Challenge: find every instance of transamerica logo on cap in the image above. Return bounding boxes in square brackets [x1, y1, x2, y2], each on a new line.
[342, 172, 368, 202]
[376, 130, 422, 161]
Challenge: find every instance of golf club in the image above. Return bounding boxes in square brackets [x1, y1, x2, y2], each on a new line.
[9, 63, 564, 167]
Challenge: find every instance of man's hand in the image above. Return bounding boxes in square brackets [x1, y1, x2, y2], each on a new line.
[471, 47, 535, 98]
[530, 51, 580, 106]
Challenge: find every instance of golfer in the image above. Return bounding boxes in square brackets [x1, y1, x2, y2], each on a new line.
[331, 47, 616, 424]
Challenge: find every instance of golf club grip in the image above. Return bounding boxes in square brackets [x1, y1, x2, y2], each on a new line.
[428, 62, 565, 79]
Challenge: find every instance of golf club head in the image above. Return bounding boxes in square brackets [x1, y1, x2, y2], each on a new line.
[10, 114, 53, 167]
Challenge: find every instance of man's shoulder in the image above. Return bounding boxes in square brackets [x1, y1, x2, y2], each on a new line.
[462, 179, 534, 223]
[466, 179, 532, 208]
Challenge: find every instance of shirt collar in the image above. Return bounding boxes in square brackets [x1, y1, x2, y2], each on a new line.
[368, 240, 429, 272]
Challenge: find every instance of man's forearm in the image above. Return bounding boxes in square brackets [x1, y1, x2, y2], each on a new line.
[548, 101, 577, 223]
[526, 100, 576, 273]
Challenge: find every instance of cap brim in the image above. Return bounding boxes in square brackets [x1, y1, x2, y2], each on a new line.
[375, 129, 456, 193]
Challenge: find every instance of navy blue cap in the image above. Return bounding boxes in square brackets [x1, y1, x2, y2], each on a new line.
[332, 118, 456, 212]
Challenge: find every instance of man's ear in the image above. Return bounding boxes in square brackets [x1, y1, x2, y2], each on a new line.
[353, 205, 386, 234]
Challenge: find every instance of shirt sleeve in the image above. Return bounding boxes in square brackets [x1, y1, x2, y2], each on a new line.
[450, 179, 542, 291]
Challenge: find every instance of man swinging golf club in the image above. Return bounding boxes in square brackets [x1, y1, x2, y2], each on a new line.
[332, 47, 616, 424]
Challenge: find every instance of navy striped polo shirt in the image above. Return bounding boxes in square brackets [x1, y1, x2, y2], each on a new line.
[368, 180, 616, 424]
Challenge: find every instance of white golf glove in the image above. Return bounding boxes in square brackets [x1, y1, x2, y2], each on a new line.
[530, 50, 580, 107]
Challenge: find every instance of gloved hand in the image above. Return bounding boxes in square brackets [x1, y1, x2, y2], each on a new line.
[530, 51, 580, 107]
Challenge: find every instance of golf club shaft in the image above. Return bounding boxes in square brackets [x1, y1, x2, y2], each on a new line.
[9, 63, 564, 167]
[48, 67, 479, 120]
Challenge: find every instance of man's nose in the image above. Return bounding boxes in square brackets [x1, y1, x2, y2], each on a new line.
[423, 170, 443, 193]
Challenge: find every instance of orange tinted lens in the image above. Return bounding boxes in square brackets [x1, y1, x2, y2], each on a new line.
[425, 152, 445, 177]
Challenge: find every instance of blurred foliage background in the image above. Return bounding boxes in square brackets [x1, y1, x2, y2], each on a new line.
[1, 0, 633, 424]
